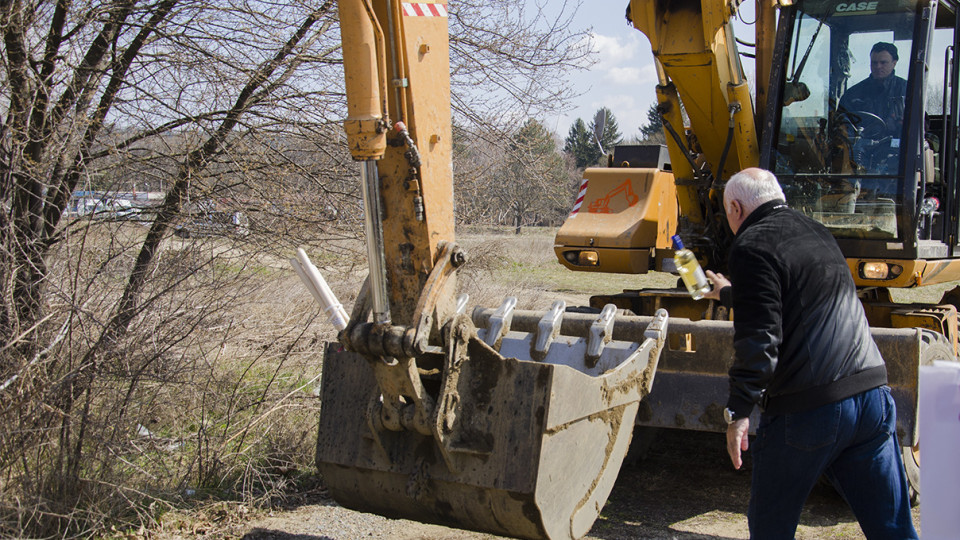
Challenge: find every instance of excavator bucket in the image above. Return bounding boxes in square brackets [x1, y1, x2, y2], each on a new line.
[316, 305, 668, 540]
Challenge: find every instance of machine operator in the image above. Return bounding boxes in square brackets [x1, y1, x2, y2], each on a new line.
[838, 41, 907, 139]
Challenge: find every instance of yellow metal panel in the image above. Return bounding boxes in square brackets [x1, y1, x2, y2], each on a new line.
[553, 247, 653, 274]
[373, 0, 455, 324]
[915, 259, 960, 287]
[554, 168, 678, 274]
[755, 0, 778, 128]
[631, 0, 758, 177]
[628, 0, 662, 46]
[339, 0, 388, 159]
[729, 82, 760, 170]
[848, 259, 922, 288]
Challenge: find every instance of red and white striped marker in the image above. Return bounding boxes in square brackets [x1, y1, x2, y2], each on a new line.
[402, 2, 447, 17]
[569, 178, 589, 216]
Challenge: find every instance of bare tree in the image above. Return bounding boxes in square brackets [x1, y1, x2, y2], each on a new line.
[0, 1, 594, 535]
[455, 120, 577, 233]
[448, 0, 593, 130]
[0, 1, 344, 534]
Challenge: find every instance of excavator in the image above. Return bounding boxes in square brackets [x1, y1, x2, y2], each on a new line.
[312, 0, 960, 538]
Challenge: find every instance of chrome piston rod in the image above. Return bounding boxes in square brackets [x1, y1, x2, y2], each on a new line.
[360, 160, 391, 323]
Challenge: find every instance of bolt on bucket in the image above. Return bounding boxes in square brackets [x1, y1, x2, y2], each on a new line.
[316, 305, 668, 540]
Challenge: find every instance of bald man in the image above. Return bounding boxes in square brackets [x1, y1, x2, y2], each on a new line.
[705, 168, 916, 539]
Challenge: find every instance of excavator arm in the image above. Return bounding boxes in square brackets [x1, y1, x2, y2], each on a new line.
[313, 2, 671, 539]
[555, 0, 775, 274]
[628, 0, 765, 260]
[310, 0, 951, 532]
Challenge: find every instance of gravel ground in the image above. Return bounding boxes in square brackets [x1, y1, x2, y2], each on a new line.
[169, 429, 920, 540]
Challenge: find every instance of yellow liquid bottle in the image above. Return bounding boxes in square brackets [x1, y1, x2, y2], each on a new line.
[672, 235, 711, 300]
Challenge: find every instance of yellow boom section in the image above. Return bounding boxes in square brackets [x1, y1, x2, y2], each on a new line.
[339, 0, 456, 325]
[629, 0, 760, 228]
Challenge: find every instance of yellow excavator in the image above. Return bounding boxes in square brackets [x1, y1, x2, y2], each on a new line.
[313, 0, 960, 538]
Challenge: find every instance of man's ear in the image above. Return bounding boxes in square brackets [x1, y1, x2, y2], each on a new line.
[727, 199, 741, 218]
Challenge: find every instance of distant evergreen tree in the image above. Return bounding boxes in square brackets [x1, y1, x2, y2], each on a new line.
[638, 102, 665, 142]
[563, 118, 600, 169]
[499, 119, 572, 233]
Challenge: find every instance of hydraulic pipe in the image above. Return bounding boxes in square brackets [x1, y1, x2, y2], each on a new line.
[360, 161, 391, 323]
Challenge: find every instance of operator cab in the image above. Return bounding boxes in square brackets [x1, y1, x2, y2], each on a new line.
[762, 0, 960, 278]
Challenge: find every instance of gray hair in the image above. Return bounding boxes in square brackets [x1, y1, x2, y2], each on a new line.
[724, 168, 786, 214]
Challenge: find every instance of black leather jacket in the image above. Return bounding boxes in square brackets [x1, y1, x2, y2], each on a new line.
[839, 72, 907, 139]
[723, 200, 887, 418]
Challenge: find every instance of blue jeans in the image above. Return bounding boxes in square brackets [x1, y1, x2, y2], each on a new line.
[749, 386, 917, 539]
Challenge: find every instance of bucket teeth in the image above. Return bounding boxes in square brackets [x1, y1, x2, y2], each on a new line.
[317, 303, 670, 540]
[475, 299, 660, 377]
[587, 304, 618, 365]
[533, 300, 566, 360]
[478, 296, 517, 348]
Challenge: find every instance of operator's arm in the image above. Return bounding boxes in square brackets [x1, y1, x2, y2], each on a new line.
[884, 77, 907, 136]
[725, 243, 783, 420]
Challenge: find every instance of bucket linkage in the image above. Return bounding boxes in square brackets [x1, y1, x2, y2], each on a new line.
[316, 244, 669, 540]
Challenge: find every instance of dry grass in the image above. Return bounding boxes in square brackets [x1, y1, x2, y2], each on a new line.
[456, 227, 677, 310]
[0, 221, 361, 538]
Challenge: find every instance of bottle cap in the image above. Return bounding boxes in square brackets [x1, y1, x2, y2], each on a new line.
[672, 235, 683, 250]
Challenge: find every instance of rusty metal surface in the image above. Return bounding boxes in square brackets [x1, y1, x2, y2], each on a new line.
[316, 312, 668, 540]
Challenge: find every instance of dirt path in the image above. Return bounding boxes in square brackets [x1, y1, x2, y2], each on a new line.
[228, 430, 918, 540]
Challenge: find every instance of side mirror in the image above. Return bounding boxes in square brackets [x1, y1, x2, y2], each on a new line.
[593, 109, 607, 155]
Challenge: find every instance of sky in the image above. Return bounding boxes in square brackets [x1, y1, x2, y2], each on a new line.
[539, 0, 757, 141]
[541, 0, 660, 140]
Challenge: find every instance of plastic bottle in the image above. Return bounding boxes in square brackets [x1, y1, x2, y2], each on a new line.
[672, 235, 711, 300]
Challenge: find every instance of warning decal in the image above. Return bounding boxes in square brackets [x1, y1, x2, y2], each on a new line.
[569, 178, 589, 217]
[402, 3, 448, 17]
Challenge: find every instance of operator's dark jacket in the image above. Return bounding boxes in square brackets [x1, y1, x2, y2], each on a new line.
[838, 72, 907, 138]
[720, 199, 888, 419]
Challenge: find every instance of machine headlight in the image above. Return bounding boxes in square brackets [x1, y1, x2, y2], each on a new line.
[562, 250, 599, 266]
[860, 262, 903, 280]
[578, 251, 599, 266]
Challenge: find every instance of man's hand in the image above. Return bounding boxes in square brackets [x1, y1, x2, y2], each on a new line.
[703, 270, 731, 301]
[726, 417, 750, 470]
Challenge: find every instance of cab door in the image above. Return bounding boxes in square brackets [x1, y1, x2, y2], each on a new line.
[921, 1, 960, 251]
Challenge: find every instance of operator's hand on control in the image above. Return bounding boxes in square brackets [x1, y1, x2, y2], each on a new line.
[726, 417, 750, 470]
[703, 270, 730, 301]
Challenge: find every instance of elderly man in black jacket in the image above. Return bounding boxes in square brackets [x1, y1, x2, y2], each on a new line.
[705, 168, 916, 539]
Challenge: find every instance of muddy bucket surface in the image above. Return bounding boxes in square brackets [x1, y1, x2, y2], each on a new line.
[316, 311, 666, 539]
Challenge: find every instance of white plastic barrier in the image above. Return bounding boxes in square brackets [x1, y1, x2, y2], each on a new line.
[919, 360, 960, 539]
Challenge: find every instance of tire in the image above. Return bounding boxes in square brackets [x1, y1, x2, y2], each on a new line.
[905, 330, 957, 506]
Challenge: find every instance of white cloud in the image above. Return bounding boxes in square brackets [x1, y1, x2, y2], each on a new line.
[549, 14, 660, 136]
[606, 66, 643, 85]
[590, 33, 634, 63]
[588, 32, 645, 72]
